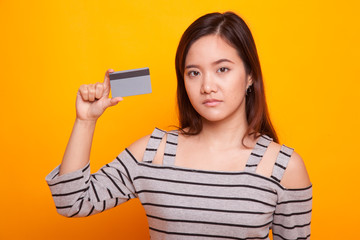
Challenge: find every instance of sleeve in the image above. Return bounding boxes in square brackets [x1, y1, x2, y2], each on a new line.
[272, 185, 313, 240]
[45, 150, 137, 218]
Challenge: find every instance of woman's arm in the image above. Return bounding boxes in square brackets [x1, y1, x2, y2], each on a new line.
[59, 119, 96, 175]
[46, 69, 137, 217]
[46, 149, 138, 217]
[59, 69, 122, 176]
[272, 151, 312, 240]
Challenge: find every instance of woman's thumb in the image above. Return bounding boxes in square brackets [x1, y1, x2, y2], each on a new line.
[106, 97, 123, 108]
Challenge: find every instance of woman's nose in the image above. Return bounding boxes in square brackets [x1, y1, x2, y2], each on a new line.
[200, 73, 217, 94]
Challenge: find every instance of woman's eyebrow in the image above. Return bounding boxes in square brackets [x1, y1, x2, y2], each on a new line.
[185, 64, 199, 69]
[212, 58, 235, 65]
[185, 59, 235, 69]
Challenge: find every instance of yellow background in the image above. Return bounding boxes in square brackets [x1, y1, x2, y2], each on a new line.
[0, 0, 359, 239]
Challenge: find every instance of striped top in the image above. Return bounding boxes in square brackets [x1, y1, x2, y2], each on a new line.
[46, 128, 312, 240]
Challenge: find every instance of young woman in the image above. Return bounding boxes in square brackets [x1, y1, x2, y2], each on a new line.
[46, 12, 312, 240]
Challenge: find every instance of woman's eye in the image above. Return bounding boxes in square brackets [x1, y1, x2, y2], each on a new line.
[217, 67, 229, 73]
[188, 71, 200, 77]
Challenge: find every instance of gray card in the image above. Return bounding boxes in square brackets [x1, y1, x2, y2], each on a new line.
[109, 67, 152, 97]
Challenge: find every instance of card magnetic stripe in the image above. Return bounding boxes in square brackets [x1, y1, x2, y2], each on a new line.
[109, 68, 150, 80]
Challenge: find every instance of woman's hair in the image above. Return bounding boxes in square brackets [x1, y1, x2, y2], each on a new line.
[175, 11, 279, 147]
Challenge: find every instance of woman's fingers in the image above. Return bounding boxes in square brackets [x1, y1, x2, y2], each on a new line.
[103, 68, 114, 96]
[78, 68, 117, 103]
[79, 68, 114, 101]
[79, 84, 98, 102]
[95, 82, 104, 99]
[79, 84, 89, 101]
[88, 84, 96, 101]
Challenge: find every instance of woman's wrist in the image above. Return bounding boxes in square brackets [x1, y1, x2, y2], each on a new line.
[75, 117, 97, 127]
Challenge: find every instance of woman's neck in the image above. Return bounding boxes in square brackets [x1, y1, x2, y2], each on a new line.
[197, 114, 254, 150]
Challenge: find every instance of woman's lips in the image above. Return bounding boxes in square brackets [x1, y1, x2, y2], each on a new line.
[203, 99, 222, 107]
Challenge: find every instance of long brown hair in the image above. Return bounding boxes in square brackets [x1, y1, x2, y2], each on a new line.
[175, 11, 279, 147]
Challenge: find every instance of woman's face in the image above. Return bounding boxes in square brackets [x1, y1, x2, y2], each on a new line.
[184, 34, 252, 123]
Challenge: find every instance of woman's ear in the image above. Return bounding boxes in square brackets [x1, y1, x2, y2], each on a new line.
[246, 75, 253, 88]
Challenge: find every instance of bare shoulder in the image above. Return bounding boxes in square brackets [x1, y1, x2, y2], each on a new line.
[127, 134, 151, 162]
[281, 150, 311, 189]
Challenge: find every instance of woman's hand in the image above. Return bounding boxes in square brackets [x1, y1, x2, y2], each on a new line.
[76, 69, 123, 122]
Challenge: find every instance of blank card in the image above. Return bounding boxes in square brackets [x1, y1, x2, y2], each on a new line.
[109, 67, 152, 97]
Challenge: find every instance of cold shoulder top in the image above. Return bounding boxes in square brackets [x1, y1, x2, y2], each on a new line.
[46, 128, 312, 240]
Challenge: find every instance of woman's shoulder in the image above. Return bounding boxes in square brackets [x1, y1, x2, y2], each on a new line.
[126, 134, 152, 162]
[281, 149, 311, 189]
[265, 141, 311, 189]
[126, 128, 172, 163]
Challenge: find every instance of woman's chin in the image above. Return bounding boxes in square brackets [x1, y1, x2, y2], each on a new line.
[201, 114, 227, 123]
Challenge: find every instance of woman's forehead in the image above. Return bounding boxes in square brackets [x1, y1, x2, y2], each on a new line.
[185, 35, 241, 66]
